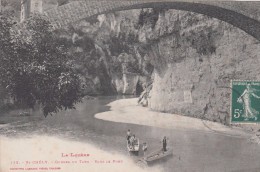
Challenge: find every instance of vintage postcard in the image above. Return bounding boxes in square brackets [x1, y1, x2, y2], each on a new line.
[0, 0, 260, 172]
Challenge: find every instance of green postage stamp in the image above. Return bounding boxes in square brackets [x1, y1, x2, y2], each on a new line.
[231, 80, 260, 123]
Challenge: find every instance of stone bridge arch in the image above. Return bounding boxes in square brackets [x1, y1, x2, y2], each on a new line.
[44, 0, 260, 40]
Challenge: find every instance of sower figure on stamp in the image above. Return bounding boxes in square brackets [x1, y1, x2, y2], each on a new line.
[237, 84, 260, 120]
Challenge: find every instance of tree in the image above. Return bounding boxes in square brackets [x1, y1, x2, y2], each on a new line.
[0, 14, 83, 116]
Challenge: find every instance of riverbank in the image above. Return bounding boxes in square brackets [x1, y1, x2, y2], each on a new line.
[95, 98, 250, 138]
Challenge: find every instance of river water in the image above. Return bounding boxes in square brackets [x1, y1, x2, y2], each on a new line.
[1, 96, 260, 172]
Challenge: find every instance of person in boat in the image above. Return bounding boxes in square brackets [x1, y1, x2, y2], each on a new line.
[142, 142, 148, 156]
[126, 129, 131, 144]
[162, 136, 168, 152]
[133, 135, 138, 145]
[130, 134, 137, 147]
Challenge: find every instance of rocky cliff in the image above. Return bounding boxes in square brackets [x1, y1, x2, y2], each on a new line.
[136, 10, 260, 124]
[58, 10, 153, 95]
[55, 8, 260, 124]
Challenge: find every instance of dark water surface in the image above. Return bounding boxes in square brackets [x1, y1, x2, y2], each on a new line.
[1, 96, 260, 172]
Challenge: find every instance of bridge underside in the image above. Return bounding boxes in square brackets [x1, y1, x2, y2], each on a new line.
[44, 1, 260, 41]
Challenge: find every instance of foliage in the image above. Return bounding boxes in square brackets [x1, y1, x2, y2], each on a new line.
[138, 8, 161, 29]
[189, 29, 217, 55]
[0, 14, 83, 116]
[107, 33, 134, 57]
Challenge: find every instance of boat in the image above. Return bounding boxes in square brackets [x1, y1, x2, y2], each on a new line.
[127, 138, 140, 154]
[143, 148, 173, 163]
[136, 148, 173, 167]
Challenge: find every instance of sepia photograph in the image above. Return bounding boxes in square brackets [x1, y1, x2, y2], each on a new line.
[0, 0, 260, 171]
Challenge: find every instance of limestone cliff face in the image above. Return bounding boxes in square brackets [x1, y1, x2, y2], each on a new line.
[112, 73, 140, 94]
[57, 8, 260, 123]
[64, 10, 151, 95]
[138, 10, 260, 124]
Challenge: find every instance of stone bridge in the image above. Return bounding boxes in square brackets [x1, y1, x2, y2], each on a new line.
[44, 0, 260, 40]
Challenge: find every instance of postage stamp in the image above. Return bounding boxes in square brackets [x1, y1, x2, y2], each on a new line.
[231, 80, 260, 123]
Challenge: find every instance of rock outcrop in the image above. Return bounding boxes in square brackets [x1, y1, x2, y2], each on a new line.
[112, 73, 139, 95]
[56, 8, 260, 124]
[137, 10, 260, 124]
[58, 10, 152, 95]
